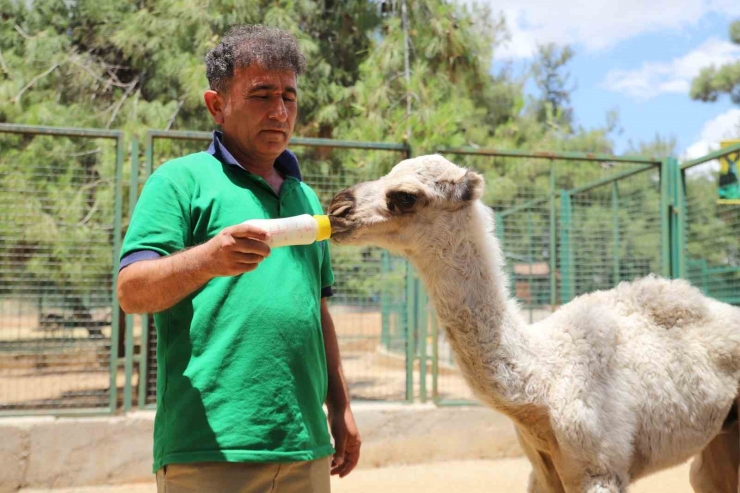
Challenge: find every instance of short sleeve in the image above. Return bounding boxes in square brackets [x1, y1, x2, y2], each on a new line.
[120, 173, 191, 262]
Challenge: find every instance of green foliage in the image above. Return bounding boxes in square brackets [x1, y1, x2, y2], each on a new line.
[690, 20, 740, 105]
[532, 43, 575, 129]
[2, 0, 736, 310]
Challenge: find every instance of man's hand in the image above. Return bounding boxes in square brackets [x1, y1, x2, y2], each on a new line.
[329, 405, 361, 478]
[202, 223, 271, 277]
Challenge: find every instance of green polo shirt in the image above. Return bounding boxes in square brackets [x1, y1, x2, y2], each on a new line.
[120, 139, 335, 472]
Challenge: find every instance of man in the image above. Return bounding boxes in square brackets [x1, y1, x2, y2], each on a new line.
[117, 24, 360, 493]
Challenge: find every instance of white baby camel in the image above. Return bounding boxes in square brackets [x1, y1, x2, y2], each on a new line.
[327, 154, 740, 493]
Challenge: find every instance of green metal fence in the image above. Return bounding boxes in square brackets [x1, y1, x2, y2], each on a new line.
[0, 123, 124, 416]
[682, 143, 740, 305]
[132, 130, 414, 408]
[2, 122, 739, 415]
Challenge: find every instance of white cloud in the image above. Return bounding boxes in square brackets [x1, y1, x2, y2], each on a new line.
[602, 38, 740, 100]
[458, 0, 740, 59]
[682, 108, 740, 163]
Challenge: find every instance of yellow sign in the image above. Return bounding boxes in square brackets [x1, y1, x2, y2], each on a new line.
[718, 140, 740, 204]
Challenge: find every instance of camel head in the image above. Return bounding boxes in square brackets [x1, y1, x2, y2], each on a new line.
[327, 154, 484, 254]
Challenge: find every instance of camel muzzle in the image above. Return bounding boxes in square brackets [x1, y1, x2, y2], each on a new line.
[327, 189, 357, 237]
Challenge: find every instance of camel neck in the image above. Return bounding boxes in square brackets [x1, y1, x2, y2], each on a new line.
[409, 203, 536, 408]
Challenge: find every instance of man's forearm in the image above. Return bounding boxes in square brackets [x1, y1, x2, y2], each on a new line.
[117, 245, 213, 314]
[321, 300, 351, 412]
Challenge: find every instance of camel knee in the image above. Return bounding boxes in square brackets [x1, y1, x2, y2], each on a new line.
[578, 475, 626, 493]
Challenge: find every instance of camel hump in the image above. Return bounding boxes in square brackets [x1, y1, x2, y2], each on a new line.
[617, 274, 709, 329]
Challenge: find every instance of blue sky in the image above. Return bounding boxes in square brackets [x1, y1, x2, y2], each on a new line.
[465, 0, 740, 158]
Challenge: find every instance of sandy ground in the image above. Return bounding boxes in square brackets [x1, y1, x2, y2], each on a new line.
[19, 458, 695, 493]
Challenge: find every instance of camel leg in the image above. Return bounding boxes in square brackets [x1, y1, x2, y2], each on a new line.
[689, 420, 739, 493]
[515, 428, 566, 493]
[577, 476, 626, 493]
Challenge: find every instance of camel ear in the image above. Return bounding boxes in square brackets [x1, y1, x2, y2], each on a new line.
[450, 170, 484, 202]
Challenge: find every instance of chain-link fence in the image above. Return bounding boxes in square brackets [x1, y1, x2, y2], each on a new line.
[2, 123, 737, 415]
[565, 164, 662, 300]
[0, 124, 124, 415]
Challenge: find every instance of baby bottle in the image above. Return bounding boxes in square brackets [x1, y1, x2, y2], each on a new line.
[241, 214, 332, 248]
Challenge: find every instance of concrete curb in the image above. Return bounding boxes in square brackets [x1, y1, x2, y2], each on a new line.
[0, 405, 522, 491]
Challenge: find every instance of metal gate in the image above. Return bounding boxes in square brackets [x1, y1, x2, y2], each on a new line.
[0, 123, 124, 416]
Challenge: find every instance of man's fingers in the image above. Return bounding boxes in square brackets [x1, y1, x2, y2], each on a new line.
[339, 448, 360, 478]
[333, 442, 346, 467]
[233, 253, 267, 265]
[336, 439, 360, 478]
[232, 238, 271, 257]
[226, 223, 270, 241]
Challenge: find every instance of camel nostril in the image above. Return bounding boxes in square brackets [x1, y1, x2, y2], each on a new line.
[329, 191, 355, 218]
[331, 204, 353, 218]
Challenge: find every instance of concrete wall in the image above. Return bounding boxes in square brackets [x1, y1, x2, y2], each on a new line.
[0, 404, 522, 492]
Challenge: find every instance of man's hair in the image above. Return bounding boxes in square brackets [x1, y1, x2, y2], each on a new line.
[205, 24, 307, 93]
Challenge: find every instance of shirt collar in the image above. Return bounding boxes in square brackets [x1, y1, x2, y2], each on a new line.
[206, 130, 302, 181]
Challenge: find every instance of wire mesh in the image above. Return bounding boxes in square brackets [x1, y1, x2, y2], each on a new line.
[138, 135, 412, 404]
[685, 161, 740, 305]
[0, 131, 121, 413]
[3, 124, 734, 413]
[431, 152, 661, 405]
[568, 168, 662, 297]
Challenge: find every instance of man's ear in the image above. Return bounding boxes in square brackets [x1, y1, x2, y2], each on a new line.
[204, 90, 226, 125]
[451, 169, 484, 202]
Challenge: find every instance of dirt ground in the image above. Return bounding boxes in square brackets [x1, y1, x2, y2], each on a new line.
[19, 458, 695, 493]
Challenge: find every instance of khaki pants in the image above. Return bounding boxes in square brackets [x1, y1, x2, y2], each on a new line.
[155, 457, 331, 493]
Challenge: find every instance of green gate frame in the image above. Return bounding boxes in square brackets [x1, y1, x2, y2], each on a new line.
[3, 122, 739, 415]
[0, 123, 125, 416]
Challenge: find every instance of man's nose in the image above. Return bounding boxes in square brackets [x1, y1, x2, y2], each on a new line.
[269, 98, 288, 122]
[328, 189, 356, 218]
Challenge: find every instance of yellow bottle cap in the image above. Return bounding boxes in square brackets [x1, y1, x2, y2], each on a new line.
[313, 215, 332, 241]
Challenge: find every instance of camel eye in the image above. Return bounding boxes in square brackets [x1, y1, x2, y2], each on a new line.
[387, 191, 418, 213]
[396, 192, 417, 206]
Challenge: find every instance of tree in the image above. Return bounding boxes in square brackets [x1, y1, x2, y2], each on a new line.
[0, 0, 632, 311]
[531, 43, 576, 130]
[691, 20, 740, 104]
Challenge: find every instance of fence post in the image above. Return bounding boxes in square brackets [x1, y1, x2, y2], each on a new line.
[660, 159, 672, 277]
[380, 251, 391, 349]
[431, 310, 439, 404]
[138, 132, 154, 409]
[661, 157, 686, 279]
[559, 191, 574, 303]
[109, 134, 125, 412]
[527, 208, 534, 323]
[405, 264, 416, 402]
[549, 159, 557, 308]
[611, 181, 620, 285]
[123, 137, 139, 412]
[418, 286, 428, 403]
[670, 158, 686, 279]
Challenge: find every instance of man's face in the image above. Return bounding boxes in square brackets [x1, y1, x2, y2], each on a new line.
[209, 64, 298, 163]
